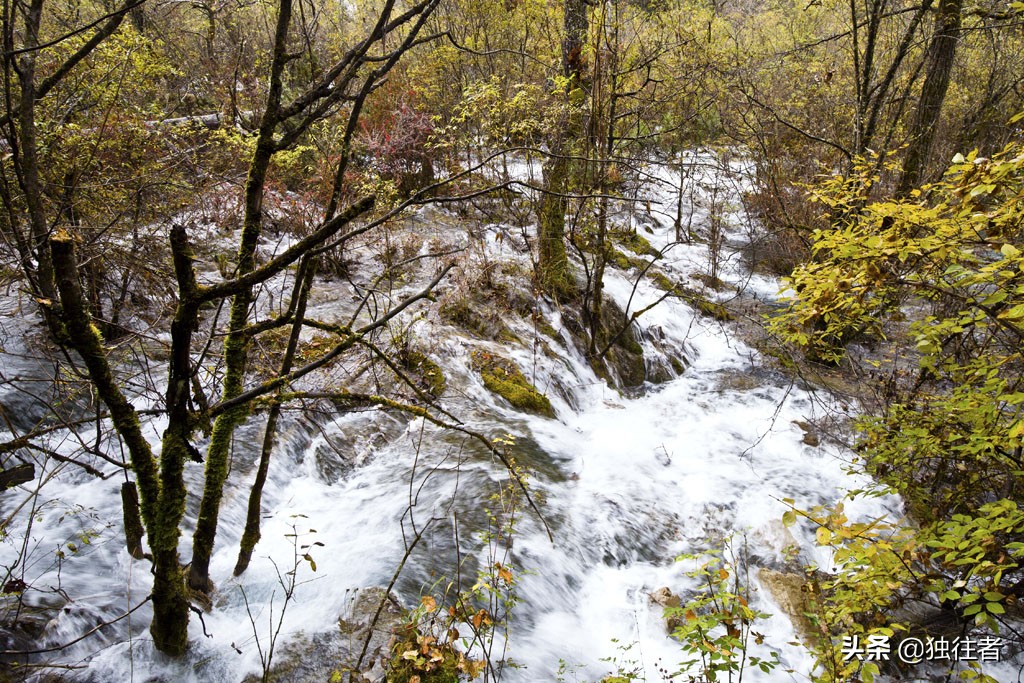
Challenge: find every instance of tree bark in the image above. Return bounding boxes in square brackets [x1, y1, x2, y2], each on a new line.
[189, 0, 293, 593]
[120, 482, 146, 560]
[897, 0, 963, 194]
[537, 0, 590, 297]
[50, 232, 191, 656]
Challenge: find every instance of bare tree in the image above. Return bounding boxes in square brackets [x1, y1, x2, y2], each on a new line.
[3, 0, 447, 656]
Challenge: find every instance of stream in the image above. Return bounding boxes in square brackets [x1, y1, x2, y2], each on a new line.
[1, 151, 900, 681]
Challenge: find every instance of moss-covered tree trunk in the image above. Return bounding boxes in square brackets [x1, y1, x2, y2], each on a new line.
[538, 155, 573, 296]
[15, 0, 60, 336]
[51, 232, 195, 656]
[188, 0, 292, 592]
[537, 0, 589, 298]
[188, 142, 276, 592]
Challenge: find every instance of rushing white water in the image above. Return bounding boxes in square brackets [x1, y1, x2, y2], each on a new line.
[2, 152, 905, 682]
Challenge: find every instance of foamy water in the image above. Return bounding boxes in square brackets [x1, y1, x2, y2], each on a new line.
[2, 152, 901, 681]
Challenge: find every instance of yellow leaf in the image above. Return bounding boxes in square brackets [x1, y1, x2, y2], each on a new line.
[421, 595, 437, 612]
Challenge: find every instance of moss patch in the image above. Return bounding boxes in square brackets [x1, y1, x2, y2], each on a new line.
[649, 270, 686, 295]
[613, 230, 660, 258]
[608, 248, 649, 271]
[693, 297, 733, 322]
[691, 272, 733, 292]
[401, 350, 447, 398]
[439, 299, 517, 342]
[535, 317, 559, 339]
[609, 249, 633, 270]
[471, 351, 554, 418]
[648, 270, 734, 322]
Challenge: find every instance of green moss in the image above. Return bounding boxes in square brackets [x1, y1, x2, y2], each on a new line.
[649, 270, 685, 295]
[471, 351, 554, 418]
[536, 319, 559, 339]
[620, 334, 643, 355]
[440, 299, 517, 341]
[692, 272, 732, 292]
[608, 248, 649, 271]
[600, 344, 646, 387]
[694, 297, 733, 321]
[402, 350, 447, 398]
[609, 249, 632, 270]
[613, 230, 660, 258]
[439, 300, 472, 326]
[648, 271, 733, 321]
[496, 327, 521, 345]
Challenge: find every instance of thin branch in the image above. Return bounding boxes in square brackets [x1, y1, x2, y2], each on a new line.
[207, 263, 454, 417]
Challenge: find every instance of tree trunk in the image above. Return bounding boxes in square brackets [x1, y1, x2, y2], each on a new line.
[537, 0, 590, 297]
[538, 154, 573, 296]
[50, 233, 191, 655]
[14, 0, 60, 335]
[897, 0, 963, 194]
[189, 0, 293, 591]
[234, 257, 317, 576]
[121, 482, 146, 560]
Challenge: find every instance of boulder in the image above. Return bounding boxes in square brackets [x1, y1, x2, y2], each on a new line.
[244, 587, 405, 683]
[758, 568, 815, 643]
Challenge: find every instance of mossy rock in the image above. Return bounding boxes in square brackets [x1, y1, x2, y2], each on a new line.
[401, 350, 447, 398]
[439, 299, 517, 342]
[609, 248, 633, 270]
[648, 270, 733, 322]
[471, 351, 554, 418]
[600, 344, 646, 387]
[496, 327, 521, 345]
[613, 230, 660, 258]
[648, 270, 687, 296]
[592, 298, 647, 389]
[693, 297, 733, 322]
[691, 272, 733, 292]
[608, 248, 649, 271]
[535, 317, 559, 339]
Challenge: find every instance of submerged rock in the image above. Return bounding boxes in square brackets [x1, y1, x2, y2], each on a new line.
[246, 587, 405, 683]
[792, 420, 820, 447]
[758, 568, 815, 644]
[649, 586, 684, 631]
[471, 351, 555, 418]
